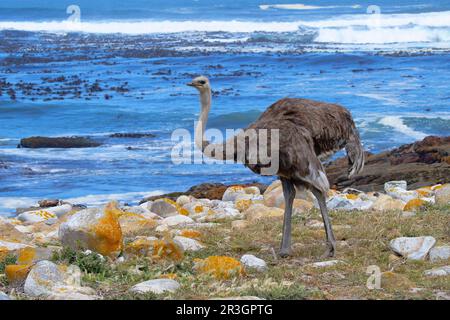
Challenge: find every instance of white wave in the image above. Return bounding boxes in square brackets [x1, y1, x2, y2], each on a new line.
[379, 116, 427, 140]
[0, 197, 39, 211]
[65, 190, 165, 206]
[0, 20, 302, 34]
[315, 26, 450, 44]
[260, 4, 361, 10]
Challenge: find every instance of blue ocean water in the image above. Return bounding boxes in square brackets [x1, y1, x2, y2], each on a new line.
[0, 1, 449, 214]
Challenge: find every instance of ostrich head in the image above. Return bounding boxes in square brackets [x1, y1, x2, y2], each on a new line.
[187, 76, 210, 93]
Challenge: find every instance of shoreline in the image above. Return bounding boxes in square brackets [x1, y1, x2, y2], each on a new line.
[1, 135, 449, 217]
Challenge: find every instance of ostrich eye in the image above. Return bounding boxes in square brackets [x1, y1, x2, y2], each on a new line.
[198, 80, 206, 85]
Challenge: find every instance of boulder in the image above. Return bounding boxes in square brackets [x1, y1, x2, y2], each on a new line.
[389, 236, 436, 260]
[18, 204, 72, 223]
[59, 202, 123, 257]
[150, 199, 179, 217]
[19, 136, 101, 148]
[429, 246, 450, 262]
[243, 204, 284, 221]
[222, 186, 246, 202]
[24, 261, 97, 299]
[435, 184, 450, 205]
[240, 254, 267, 272]
[129, 279, 180, 295]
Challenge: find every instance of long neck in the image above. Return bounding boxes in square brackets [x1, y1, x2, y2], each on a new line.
[194, 89, 237, 162]
[194, 89, 211, 152]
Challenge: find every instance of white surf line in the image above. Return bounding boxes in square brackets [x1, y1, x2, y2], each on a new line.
[379, 116, 427, 140]
[259, 4, 361, 10]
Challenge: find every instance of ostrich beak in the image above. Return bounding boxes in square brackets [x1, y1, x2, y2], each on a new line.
[186, 82, 196, 87]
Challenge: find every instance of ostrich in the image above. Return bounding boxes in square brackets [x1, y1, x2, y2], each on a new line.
[187, 76, 364, 258]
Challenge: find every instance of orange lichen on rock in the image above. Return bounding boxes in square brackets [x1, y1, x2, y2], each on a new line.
[345, 194, 359, 200]
[152, 234, 184, 261]
[118, 212, 157, 236]
[194, 256, 244, 280]
[90, 202, 123, 257]
[17, 247, 36, 264]
[403, 198, 427, 211]
[124, 238, 153, 256]
[179, 229, 202, 240]
[235, 199, 252, 212]
[5, 264, 32, 284]
[0, 246, 9, 261]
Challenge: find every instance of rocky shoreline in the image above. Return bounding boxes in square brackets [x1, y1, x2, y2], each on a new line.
[0, 177, 449, 300]
[0, 135, 449, 300]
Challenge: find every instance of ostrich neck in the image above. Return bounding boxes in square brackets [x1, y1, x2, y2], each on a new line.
[194, 89, 211, 151]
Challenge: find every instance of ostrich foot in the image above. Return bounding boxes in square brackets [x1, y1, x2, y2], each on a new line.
[321, 243, 336, 259]
[279, 248, 292, 258]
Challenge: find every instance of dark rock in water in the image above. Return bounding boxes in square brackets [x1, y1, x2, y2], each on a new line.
[326, 136, 450, 192]
[19, 136, 101, 148]
[0, 160, 8, 169]
[109, 133, 156, 138]
[139, 182, 268, 204]
[38, 199, 61, 208]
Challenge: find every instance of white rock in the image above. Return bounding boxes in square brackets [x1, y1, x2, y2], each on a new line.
[326, 196, 372, 211]
[17, 204, 72, 223]
[173, 236, 204, 252]
[139, 200, 153, 210]
[309, 260, 343, 268]
[244, 186, 261, 195]
[435, 184, 450, 205]
[14, 225, 34, 233]
[222, 186, 246, 202]
[176, 195, 191, 206]
[0, 291, 10, 300]
[384, 181, 407, 191]
[24, 261, 97, 299]
[305, 220, 324, 229]
[59, 206, 123, 257]
[129, 279, 180, 295]
[389, 236, 436, 260]
[24, 261, 65, 297]
[0, 239, 32, 251]
[240, 254, 267, 272]
[161, 215, 194, 227]
[429, 246, 450, 262]
[385, 181, 418, 202]
[424, 266, 450, 277]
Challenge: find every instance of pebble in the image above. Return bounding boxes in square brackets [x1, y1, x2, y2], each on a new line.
[423, 266, 450, 277]
[129, 279, 180, 295]
[240, 254, 268, 272]
[309, 260, 343, 268]
[161, 215, 194, 226]
[173, 236, 204, 251]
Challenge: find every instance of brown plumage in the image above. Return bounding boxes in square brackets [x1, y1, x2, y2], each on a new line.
[188, 76, 364, 258]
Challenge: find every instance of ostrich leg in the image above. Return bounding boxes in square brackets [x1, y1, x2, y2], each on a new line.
[311, 187, 336, 258]
[279, 177, 295, 257]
